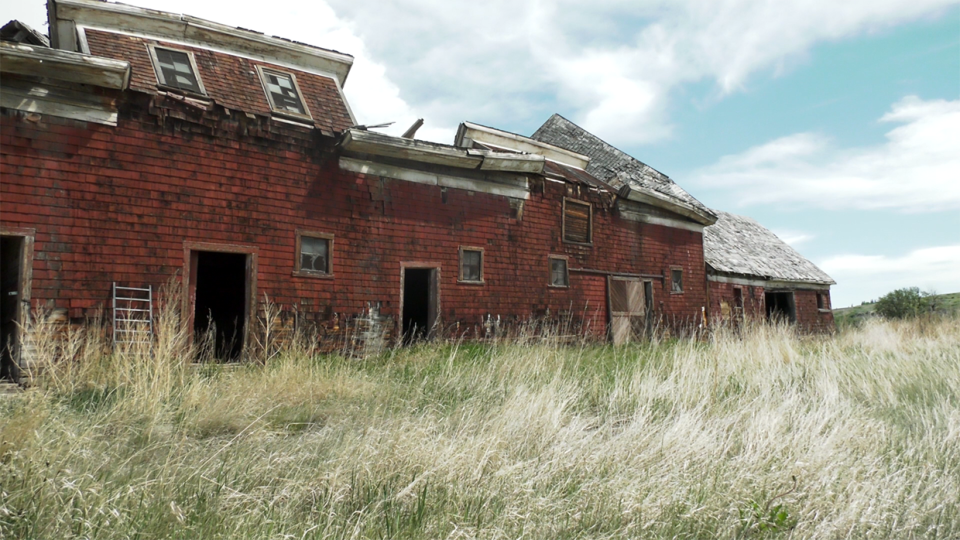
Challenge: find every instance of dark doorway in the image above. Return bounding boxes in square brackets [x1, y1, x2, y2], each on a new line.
[643, 280, 654, 336]
[193, 251, 247, 360]
[402, 268, 438, 344]
[765, 292, 796, 324]
[733, 288, 744, 325]
[1, 236, 23, 381]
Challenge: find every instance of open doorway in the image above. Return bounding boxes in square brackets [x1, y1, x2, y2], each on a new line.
[192, 251, 249, 360]
[1, 236, 24, 382]
[765, 291, 796, 324]
[401, 267, 438, 344]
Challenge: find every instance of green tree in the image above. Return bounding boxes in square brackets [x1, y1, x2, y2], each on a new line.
[875, 287, 929, 319]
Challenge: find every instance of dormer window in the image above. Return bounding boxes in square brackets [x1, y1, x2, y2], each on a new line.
[257, 66, 312, 120]
[147, 45, 205, 95]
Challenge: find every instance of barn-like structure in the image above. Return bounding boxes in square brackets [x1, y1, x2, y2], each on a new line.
[0, 0, 834, 380]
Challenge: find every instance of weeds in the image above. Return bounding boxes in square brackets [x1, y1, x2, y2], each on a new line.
[0, 304, 958, 538]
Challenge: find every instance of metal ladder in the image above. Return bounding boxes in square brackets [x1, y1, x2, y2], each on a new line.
[112, 283, 153, 346]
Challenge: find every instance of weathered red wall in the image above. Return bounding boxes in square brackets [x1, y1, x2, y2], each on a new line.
[1, 95, 707, 343]
[708, 280, 834, 333]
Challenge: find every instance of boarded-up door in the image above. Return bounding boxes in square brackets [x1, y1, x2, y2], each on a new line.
[608, 277, 645, 345]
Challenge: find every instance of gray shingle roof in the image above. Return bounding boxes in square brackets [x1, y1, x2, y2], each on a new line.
[531, 114, 715, 222]
[704, 211, 835, 285]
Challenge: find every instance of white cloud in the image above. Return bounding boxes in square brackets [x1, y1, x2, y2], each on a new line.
[8, 0, 954, 145]
[820, 244, 960, 306]
[693, 96, 960, 212]
[772, 230, 815, 247]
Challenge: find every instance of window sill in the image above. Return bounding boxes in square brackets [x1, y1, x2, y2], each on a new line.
[292, 270, 333, 279]
[156, 84, 210, 101]
[562, 240, 593, 247]
[457, 279, 485, 285]
[270, 110, 314, 125]
[548, 284, 570, 289]
[818, 308, 832, 313]
[670, 290, 684, 295]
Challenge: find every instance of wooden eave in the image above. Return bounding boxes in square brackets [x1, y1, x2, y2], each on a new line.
[620, 185, 718, 226]
[50, 0, 354, 85]
[341, 129, 544, 173]
[0, 41, 130, 89]
[455, 121, 591, 169]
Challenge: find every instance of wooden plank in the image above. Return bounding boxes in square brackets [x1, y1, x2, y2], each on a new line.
[0, 89, 118, 125]
[0, 42, 130, 89]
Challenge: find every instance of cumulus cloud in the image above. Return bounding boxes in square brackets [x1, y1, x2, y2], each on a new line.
[693, 96, 960, 212]
[14, 0, 954, 144]
[772, 230, 815, 247]
[820, 244, 960, 306]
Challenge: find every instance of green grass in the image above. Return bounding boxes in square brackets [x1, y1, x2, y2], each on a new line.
[833, 291, 960, 328]
[1, 315, 959, 538]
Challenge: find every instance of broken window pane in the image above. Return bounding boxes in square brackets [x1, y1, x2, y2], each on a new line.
[154, 48, 202, 94]
[671, 269, 683, 293]
[461, 249, 482, 282]
[300, 236, 329, 274]
[550, 258, 568, 287]
[263, 70, 306, 115]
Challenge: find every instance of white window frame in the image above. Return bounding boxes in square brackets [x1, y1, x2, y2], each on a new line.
[146, 44, 207, 96]
[256, 65, 313, 122]
[293, 230, 334, 278]
[458, 246, 485, 284]
[548, 255, 570, 288]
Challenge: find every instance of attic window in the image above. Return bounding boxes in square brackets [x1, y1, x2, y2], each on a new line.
[148, 45, 205, 95]
[562, 198, 592, 244]
[294, 230, 333, 277]
[257, 66, 312, 120]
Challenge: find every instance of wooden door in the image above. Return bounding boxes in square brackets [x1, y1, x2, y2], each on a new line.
[609, 277, 645, 345]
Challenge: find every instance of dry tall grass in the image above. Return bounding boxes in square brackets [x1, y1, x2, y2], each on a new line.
[1, 306, 958, 539]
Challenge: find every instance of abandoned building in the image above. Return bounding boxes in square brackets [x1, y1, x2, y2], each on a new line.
[703, 211, 836, 332]
[1, 0, 835, 378]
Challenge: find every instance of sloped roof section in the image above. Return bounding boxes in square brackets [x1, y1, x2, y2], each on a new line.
[704, 211, 835, 285]
[1, 20, 50, 47]
[532, 114, 716, 223]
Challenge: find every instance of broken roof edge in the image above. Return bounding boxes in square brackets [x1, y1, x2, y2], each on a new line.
[1, 20, 51, 47]
[455, 121, 591, 170]
[620, 185, 717, 226]
[707, 267, 835, 288]
[0, 40, 130, 89]
[341, 128, 545, 174]
[48, 0, 354, 85]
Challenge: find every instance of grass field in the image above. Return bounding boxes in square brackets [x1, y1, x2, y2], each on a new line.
[833, 291, 960, 328]
[2, 313, 959, 539]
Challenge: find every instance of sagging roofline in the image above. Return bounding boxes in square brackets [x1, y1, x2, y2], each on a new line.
[47, 0, 354, 86]
[707, 268, 835, 289]
[0, 41, 131, 90]
[341, 128, 545, 174]
[455, 121, 591, 170]
[456, 120, 716, 227]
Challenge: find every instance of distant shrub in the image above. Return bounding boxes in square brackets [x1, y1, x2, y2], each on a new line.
[875, 287, 930, 319]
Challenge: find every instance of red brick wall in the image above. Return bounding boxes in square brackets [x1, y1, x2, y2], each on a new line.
[84, 29, 354, 134]
[708, 280, 835, 333]
[794, 289, 835, 333]
[1, 96, 708, 343]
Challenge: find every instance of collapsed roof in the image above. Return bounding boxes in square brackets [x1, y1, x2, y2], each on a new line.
[704, 211, 835, 285]
[532, 114, 717, 225]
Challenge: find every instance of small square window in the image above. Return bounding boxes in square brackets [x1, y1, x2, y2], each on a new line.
[459, 247, 483, 283]
[294, 230, 333, 277]
[148, 45, 205, 95]
[549, 256, 569, 287]
[257, 66, 312, 119]
[670, 268, 683, 293]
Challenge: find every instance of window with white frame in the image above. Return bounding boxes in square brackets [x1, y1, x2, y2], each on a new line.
[148, 45, 205, 95]
[257, 66, 311, 119]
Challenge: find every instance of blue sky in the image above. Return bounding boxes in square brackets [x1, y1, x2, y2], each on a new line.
[4, 0, 959, 307]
